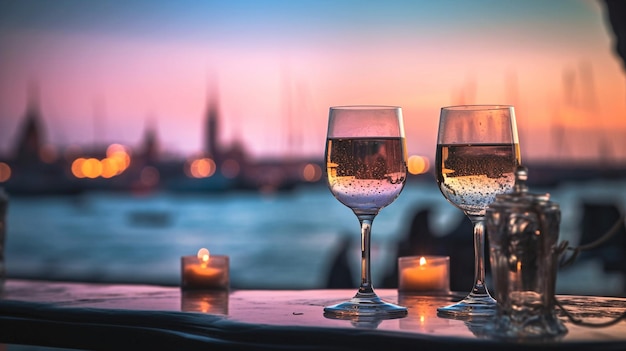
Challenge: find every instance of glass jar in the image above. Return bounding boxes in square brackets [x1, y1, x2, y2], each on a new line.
[485, 166, 567, 339]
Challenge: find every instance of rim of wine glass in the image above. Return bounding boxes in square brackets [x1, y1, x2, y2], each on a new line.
[330, 105, 401, 110]
[441, 104, 513, 111]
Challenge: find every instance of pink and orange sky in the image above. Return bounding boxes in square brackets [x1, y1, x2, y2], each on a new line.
[0, 0, 625, 162]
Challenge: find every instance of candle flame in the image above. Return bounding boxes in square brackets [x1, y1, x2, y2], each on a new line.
[197, 248, 210, 264]
[419, 256, 427, 266]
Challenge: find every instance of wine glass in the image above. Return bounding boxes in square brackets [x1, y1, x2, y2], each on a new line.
[323, 105, 408, 319]
[435, 105, 521, 318]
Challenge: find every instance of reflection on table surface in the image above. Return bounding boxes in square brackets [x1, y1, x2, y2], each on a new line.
[1, 279, 625, 349]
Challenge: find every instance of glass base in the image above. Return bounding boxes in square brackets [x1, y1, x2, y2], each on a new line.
[324, 292, 408, 319]
[437, 293, 496, 319]
[485, 313, 568, 340]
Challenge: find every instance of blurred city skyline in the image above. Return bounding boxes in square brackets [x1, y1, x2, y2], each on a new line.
[1, 0, 625, 163]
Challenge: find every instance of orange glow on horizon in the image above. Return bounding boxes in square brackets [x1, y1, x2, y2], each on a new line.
[1, 2, 625, 162]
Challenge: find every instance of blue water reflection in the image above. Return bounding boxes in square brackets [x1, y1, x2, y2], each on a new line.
[5, 180, 626, 295]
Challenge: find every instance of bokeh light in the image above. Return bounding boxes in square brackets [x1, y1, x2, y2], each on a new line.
[0, 162, 11, 182]
[302, 163, 322, 182]
[81, 158, 102, 179]
[71, 158, 86, 178]
[188, 158, 216, 178]
[106, 144, 131, 171]
[408, 155, 430, 175]
[100, 158, 118, 178]
[70, 144, 132, 179]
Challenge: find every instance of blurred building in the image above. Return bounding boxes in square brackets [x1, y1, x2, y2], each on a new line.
[0, 84, 322, 195]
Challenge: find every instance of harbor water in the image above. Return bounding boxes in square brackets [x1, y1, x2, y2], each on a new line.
[4, 179, 625, 295]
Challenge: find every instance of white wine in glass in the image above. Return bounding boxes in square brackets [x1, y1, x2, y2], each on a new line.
[324, 105, 408, 319]
[435, 105, 521, 318]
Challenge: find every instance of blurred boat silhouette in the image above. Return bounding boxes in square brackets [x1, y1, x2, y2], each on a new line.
[128, 210, 172, 228]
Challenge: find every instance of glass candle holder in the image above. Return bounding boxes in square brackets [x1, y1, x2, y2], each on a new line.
[181, 249, 229, 290]
[398, 256, 450, 294]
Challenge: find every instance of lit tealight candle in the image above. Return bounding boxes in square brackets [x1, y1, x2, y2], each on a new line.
[398, 256, 450, 293]
[181, 248, 230, 290]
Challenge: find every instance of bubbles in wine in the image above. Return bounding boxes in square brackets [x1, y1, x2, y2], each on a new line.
[436, 144, 520, 215]
[326, 137, 407, 213]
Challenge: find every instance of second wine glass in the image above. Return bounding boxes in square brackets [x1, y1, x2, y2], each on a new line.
[435, 105, 521, 318]
[323, 105, 408, 319]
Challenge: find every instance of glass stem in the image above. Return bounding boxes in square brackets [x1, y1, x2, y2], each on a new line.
[357, 215, 375, 296]
[468, 215, 490, 297]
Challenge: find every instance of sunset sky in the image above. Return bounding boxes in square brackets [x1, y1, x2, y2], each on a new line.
[1, 0, 625, 162]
